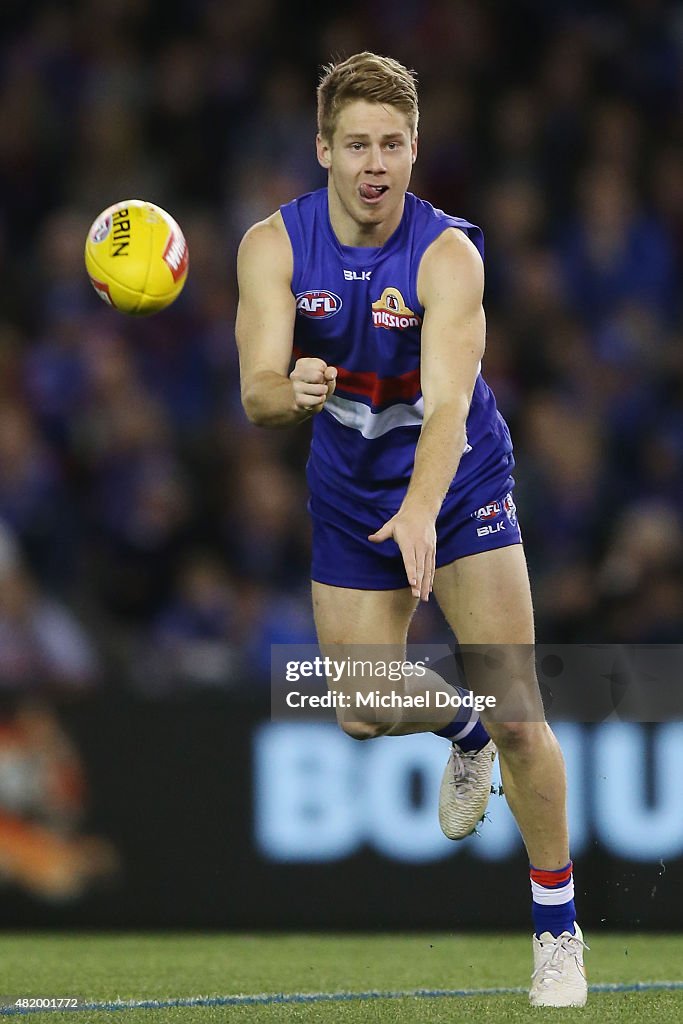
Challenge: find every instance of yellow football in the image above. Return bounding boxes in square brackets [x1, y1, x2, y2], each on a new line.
[85, 200, 189, 315]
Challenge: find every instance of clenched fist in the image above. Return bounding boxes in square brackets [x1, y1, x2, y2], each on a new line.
[290, 357, 337, 414]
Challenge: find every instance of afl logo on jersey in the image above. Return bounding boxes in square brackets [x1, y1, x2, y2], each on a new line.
[296, 290, 342, 319]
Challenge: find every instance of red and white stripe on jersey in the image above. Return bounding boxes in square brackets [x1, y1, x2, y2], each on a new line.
[293, 348, 425, 438]
[292, 345, 422, 409]
[324, 393, 424, 439]
[335, 366, 421, 407]
[327, 364, 424, 438]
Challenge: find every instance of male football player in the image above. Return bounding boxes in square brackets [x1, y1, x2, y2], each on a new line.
[236, 52, 587, 1006]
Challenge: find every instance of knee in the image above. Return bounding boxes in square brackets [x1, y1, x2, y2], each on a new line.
[339, 719, 391, 741]
[486, 720, 546, 759]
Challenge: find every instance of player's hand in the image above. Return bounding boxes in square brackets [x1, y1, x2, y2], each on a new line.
[368, 510, 436, 602]
[290, 358, 337, 414]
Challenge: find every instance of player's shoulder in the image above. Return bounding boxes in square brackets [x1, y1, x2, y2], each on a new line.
[424, 224, 483, 265]
[417, 222, 485, 308]
[239, 210, 289, 253]
[237, 211, 292, 276]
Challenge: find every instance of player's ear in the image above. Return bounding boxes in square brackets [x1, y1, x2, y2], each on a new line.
[316, 133, 332, 169]
[411, 132, 418, 164]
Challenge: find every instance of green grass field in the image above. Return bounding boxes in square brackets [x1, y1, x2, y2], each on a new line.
[0, 933, 681, 1023]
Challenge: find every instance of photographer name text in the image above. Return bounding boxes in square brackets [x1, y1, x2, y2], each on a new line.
[284, 690, 497, 711]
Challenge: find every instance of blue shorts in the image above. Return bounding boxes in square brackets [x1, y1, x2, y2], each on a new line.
[309, 454, 522, 590]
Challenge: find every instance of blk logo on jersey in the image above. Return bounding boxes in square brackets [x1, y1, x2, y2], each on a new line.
[296, 290, 342, 319]
[371, 287, 421, 330]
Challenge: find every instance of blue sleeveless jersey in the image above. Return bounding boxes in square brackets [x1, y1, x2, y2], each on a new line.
[280, 189, 512, 509]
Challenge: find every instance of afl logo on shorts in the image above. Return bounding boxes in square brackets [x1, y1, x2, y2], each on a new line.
[472, 500, 502, 520]
[296, 290, 342, 319]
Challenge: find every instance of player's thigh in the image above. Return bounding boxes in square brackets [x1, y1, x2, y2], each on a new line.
[433, 544, 542, 724]
[433, 542, 534, 645]
[312, 580, 417, 648]
[312, 581, 418, 738]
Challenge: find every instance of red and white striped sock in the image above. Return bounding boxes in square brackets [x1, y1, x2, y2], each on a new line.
[530, 861, 576, 938]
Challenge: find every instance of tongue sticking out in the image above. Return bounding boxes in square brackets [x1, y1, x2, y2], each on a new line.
[360, 183, 384, 200]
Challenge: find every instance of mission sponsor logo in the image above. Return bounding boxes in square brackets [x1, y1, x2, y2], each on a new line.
[296, 290, 342, 319]
[371, 287, 421, 330]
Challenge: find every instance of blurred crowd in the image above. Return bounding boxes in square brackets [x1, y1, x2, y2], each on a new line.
[0, 0, 681, 692]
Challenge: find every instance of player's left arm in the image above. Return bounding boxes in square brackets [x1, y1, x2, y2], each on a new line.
[368, 228, 485, 601]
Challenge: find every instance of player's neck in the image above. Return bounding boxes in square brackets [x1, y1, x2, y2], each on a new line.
[327, 187, 405, 248]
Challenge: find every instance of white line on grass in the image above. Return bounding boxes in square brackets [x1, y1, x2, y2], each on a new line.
[1, 982, 682, 1016]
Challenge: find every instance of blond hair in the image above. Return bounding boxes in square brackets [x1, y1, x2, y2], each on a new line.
[317, 52, 419, 142]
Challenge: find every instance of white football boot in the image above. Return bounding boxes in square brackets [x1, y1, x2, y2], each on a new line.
[529, 923, 588, 1007]
[438, 739, 497, 839]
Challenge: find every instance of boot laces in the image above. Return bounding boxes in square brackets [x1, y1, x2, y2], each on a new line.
[450, 748, 476, 795]
[532, 932, 589, 984]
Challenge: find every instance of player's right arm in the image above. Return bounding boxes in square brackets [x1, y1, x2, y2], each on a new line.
[236, 213, 336, 427]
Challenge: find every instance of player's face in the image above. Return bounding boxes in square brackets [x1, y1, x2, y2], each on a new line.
[317, 100, 417, 244]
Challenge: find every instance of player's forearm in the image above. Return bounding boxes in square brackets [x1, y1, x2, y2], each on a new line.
[242, 371, 312, 427]
[401, 400, 469, 518]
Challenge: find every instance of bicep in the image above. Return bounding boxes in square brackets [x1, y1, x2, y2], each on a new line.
[236, 218, 296, 381]
[418, 229, 486, 417]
